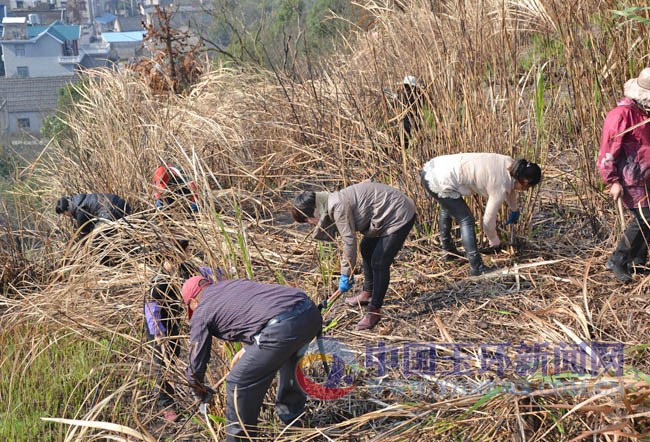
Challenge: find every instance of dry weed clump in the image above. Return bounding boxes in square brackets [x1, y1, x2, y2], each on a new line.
[1, 0, 650, 440]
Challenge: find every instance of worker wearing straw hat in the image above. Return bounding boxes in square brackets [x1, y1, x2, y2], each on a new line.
[291, 181, 416, 330]
[182, 276, 322, 441]
[385, 75, 426, 149]
[421, 153, 541, 276]
[398, 75, 424, 148]
[55, 193, 131, 238]
[597, 67, 650, 282]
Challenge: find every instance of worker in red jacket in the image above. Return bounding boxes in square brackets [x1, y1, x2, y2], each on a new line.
[597, 68, 650, 282]
[153, 164, 198, 212]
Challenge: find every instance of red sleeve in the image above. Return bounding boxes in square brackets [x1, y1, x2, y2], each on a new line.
[153, 166, 168, 199]
[189, 181, 198, 202]
[597, 107, 630, 185]
[153, 166, 168, 187]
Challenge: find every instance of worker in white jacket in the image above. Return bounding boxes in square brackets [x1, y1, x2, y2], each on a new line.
[421, 153, 541, 275]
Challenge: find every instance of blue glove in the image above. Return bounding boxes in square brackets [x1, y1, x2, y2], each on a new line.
[338, 274, 354, 293]
[505, 210, 520, 225]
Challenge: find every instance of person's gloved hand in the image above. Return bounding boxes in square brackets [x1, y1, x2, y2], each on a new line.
[192, 385, 216, 404]
[505, 210, 520, 225]
[338, 274, 354, 293]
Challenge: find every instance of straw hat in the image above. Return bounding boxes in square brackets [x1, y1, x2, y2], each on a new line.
[624, 68, 650, 103]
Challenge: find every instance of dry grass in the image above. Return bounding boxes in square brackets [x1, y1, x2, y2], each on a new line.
[2, 0, 650, 440]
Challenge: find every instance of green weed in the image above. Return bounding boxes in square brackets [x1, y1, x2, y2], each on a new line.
[0, 327, 117, 441]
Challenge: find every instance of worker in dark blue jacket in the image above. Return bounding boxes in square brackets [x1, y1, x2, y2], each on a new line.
[55, 193, 131, 237]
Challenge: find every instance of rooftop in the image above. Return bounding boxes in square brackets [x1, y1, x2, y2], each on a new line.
[0, 75, 78, 113]
[2, 17, 26, 24]
[102, 31, 145, 43]
[95, 13, 117, 25]
[26, 21, 80, 41]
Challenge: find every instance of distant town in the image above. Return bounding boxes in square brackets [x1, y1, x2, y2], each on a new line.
[0, 0, 208, 137]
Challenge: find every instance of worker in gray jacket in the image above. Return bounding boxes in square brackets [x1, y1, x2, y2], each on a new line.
[292, 181, 416, 330]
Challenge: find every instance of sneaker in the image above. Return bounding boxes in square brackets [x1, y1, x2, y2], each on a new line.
[163, 409, 179, 422]
[605, 257, 633, 283]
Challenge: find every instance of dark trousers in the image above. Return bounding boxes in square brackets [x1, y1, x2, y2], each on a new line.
[225, 303, 322, 442]
[145, 325, 180, 409]
[421, 171, 483, 268]
[360, 215, 415, 309]
[610, 207, 650, 268]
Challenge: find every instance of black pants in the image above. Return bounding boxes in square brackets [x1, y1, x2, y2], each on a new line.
[610, 207, 650, 268]
[360, 215, 415, 309]
[225, 302, 322, 442]
[421, 171, 483, 268]
[145, 324, 180, 409]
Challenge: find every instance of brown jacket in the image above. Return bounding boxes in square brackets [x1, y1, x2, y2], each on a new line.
[313, 181, 416, 276]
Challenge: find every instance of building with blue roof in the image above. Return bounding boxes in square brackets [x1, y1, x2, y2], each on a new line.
[101, 31, 145, 60]
[1, 17, 89, 78]
[95, 12, 117, 33]
[0, 16, 110, 136]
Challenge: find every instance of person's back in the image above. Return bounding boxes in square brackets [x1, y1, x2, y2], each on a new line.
[423, 153, 514, 199]
[70, 193, 130, 221]
[153, 165, 197, 211]
[191, 279, 306, 344]
[329, 181, 415, 238]
[57, 193, 130, 238]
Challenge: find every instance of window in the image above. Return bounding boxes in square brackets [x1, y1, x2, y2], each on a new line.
[16, 66, 29, 78]
[62, 40, 77, 56]
[15, 45, 25, 56]
[17, 118, 30, 129]
[12, 31, 21, 39]
[16, 1, 24, 8]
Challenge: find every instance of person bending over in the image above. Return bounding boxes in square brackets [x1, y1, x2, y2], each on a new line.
[598, 68, 650, 282]
[55, 193, 131, 238]
[292, 181, 416, 330]
[183, 276, 322, 442]
[421, 153, 541, 276]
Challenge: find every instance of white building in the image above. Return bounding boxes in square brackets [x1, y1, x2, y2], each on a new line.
[7, 0, 67, 9]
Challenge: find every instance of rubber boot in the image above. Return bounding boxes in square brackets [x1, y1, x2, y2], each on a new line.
[345, 291, 372, 306]
[441, 240, 461, 262]
[605, 256, 633, 283]
[356, 304, 381, 330]
[439, 208, 460, 262]
[459, 221, 495, 276]
[469, 254, 495, 276]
